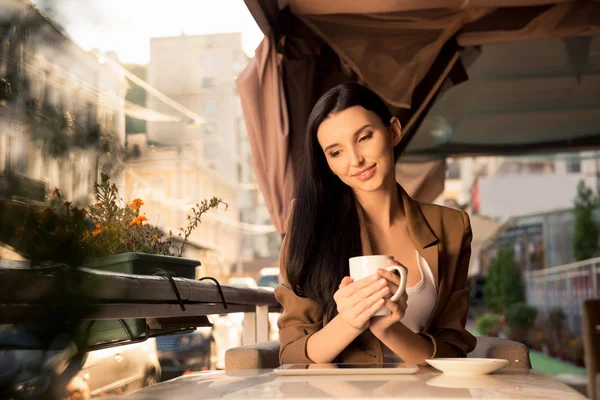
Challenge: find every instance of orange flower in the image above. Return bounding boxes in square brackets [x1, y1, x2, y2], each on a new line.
[152, 234, 158, 239]
[94, 201, 104, 207]
[129, 215, 148, 226]
[95, 223, 101, 229]
[92, 229, 102, 237]
[130, 198, 144, 210]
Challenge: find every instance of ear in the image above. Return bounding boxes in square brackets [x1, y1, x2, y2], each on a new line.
[389, 117, 402, 146]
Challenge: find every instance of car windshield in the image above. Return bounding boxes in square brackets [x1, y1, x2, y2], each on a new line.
[257, 275, 279, 288]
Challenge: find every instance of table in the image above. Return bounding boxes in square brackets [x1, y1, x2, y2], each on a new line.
[106, 368, 587, 399]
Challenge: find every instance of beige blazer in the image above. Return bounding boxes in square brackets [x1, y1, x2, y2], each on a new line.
[274, 184, 477, 365]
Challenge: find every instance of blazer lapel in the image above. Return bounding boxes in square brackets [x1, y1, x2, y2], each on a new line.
[398, 185, 439, 290]
[356, 201, 373, 256]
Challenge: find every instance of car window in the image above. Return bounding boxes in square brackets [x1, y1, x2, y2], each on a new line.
[257, 275, 279, 288]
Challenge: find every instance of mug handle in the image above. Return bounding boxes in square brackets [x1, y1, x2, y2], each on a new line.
[387, 265, 408, 302]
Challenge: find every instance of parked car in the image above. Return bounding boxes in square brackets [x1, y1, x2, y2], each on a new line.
[0, 324, 160, 399]
[155, 327, 215, 381]
[67, 338, 160, 397]
[257, 267, 281, 289]
[226, 276, 258, 289]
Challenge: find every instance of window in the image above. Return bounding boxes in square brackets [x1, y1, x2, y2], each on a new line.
[202, 78, 215, 88]
[202, 57, 216, 68]
[203, 122, 217, 134]
[446, 159, 460, 180]
[204, 146, 219, 159]
[567, 159, 581, 174]
[203, 99, 217, 113]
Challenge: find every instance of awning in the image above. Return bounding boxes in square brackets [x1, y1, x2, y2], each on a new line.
[239, 0, 600, 233]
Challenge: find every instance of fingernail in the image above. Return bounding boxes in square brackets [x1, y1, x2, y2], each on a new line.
[379, 279, 386, 285]
[371, 275, 379, 281]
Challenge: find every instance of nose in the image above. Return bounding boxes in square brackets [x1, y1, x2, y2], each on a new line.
[348, 147, 364, 167]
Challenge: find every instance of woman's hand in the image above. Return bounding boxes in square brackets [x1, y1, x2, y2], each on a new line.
[368, 259, 409, 336]
[333, 275, 390, 332]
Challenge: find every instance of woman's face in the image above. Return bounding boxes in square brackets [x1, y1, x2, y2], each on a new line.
[316, 106, 402, 192]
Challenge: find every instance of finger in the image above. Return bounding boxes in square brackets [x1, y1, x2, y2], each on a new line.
[348, 274, 381, 290]
[357, 297, 386, 321]
[376, 268, 401, 286]
[383, 299, 399, 313]
[399, 293, 409, 308]
[352, 284, 389, 317]
[339, 275, 381, 299]
[387, 283, 399, 294]
[339, 276, 353, 289]
[351, 278, 389, 307]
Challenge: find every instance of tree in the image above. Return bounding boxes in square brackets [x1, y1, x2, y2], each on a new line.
[484, 245, 525, 313]
[572, 180, 600, 261]
[123, 64, 147, 134]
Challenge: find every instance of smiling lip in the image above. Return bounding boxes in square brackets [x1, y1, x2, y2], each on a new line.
[353, 164, 376, 181]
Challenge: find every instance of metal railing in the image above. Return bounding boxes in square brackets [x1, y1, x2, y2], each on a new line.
[0, 265, 280, 349]
[525, 256, 600, 335]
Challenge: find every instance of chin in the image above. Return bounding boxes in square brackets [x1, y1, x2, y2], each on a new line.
[346, 177, 386, 192]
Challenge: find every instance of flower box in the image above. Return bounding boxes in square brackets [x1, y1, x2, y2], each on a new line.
[84, 252, 200, 279]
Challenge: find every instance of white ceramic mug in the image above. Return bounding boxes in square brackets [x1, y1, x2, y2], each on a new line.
[348, 255, 408, 316]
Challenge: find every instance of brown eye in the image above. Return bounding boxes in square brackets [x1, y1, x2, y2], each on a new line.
[329, 150, 341, 158]
[359, 132, 373, 142]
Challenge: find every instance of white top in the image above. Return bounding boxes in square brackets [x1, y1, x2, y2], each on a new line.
[382, 251, 437, 363]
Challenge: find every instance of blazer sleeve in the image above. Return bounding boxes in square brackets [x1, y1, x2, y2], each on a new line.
[274, 200, 324, 364]
[419, 210, 477, 358]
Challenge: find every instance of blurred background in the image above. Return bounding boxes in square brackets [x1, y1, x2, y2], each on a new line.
[1, 0, 599, 399]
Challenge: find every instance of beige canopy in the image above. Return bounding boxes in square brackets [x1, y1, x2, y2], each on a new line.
[237, 0, 600, 234]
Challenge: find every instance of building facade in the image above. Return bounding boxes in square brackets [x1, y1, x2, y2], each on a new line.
[0, 0, 127, 205]
[139, 33, 279, 279]
[444, 153, 600, 220]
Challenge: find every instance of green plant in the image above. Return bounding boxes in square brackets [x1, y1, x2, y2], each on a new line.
[476, 313, 502, 336]
[16, 174, 227, 266]
[15, 188, 93, 267]
[573, 180, 600, 261]
[506, 302, 538, 333]
[568, 337, 585, 366]
[484, 245, 525, 313]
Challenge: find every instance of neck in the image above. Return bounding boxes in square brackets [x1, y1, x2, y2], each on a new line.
[353, 176, 404, 229]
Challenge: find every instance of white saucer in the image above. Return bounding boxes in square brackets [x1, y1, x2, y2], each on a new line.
[425, 358, 509, 376]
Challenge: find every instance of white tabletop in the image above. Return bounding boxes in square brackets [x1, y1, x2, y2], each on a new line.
[110, 368, 586, 399]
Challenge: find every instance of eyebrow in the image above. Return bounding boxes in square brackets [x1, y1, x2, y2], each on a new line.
[323, 124, 373, 153]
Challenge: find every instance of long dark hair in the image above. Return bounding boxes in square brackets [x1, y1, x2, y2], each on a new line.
[284, 82, 395, 323]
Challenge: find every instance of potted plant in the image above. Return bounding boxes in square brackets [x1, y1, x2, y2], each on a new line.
[16, 173, 226, 278]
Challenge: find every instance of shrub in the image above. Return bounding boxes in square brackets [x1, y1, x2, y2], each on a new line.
[506, 303, 538, 333]
[476, 313, 502, 336]
[573, 180, 600, 261]
[484, 245, 525, 314]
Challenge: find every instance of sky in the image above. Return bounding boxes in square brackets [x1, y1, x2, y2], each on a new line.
[32, 0, 264, 65]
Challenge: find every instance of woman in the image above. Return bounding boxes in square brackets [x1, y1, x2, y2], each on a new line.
[275, 82, 476, 366]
